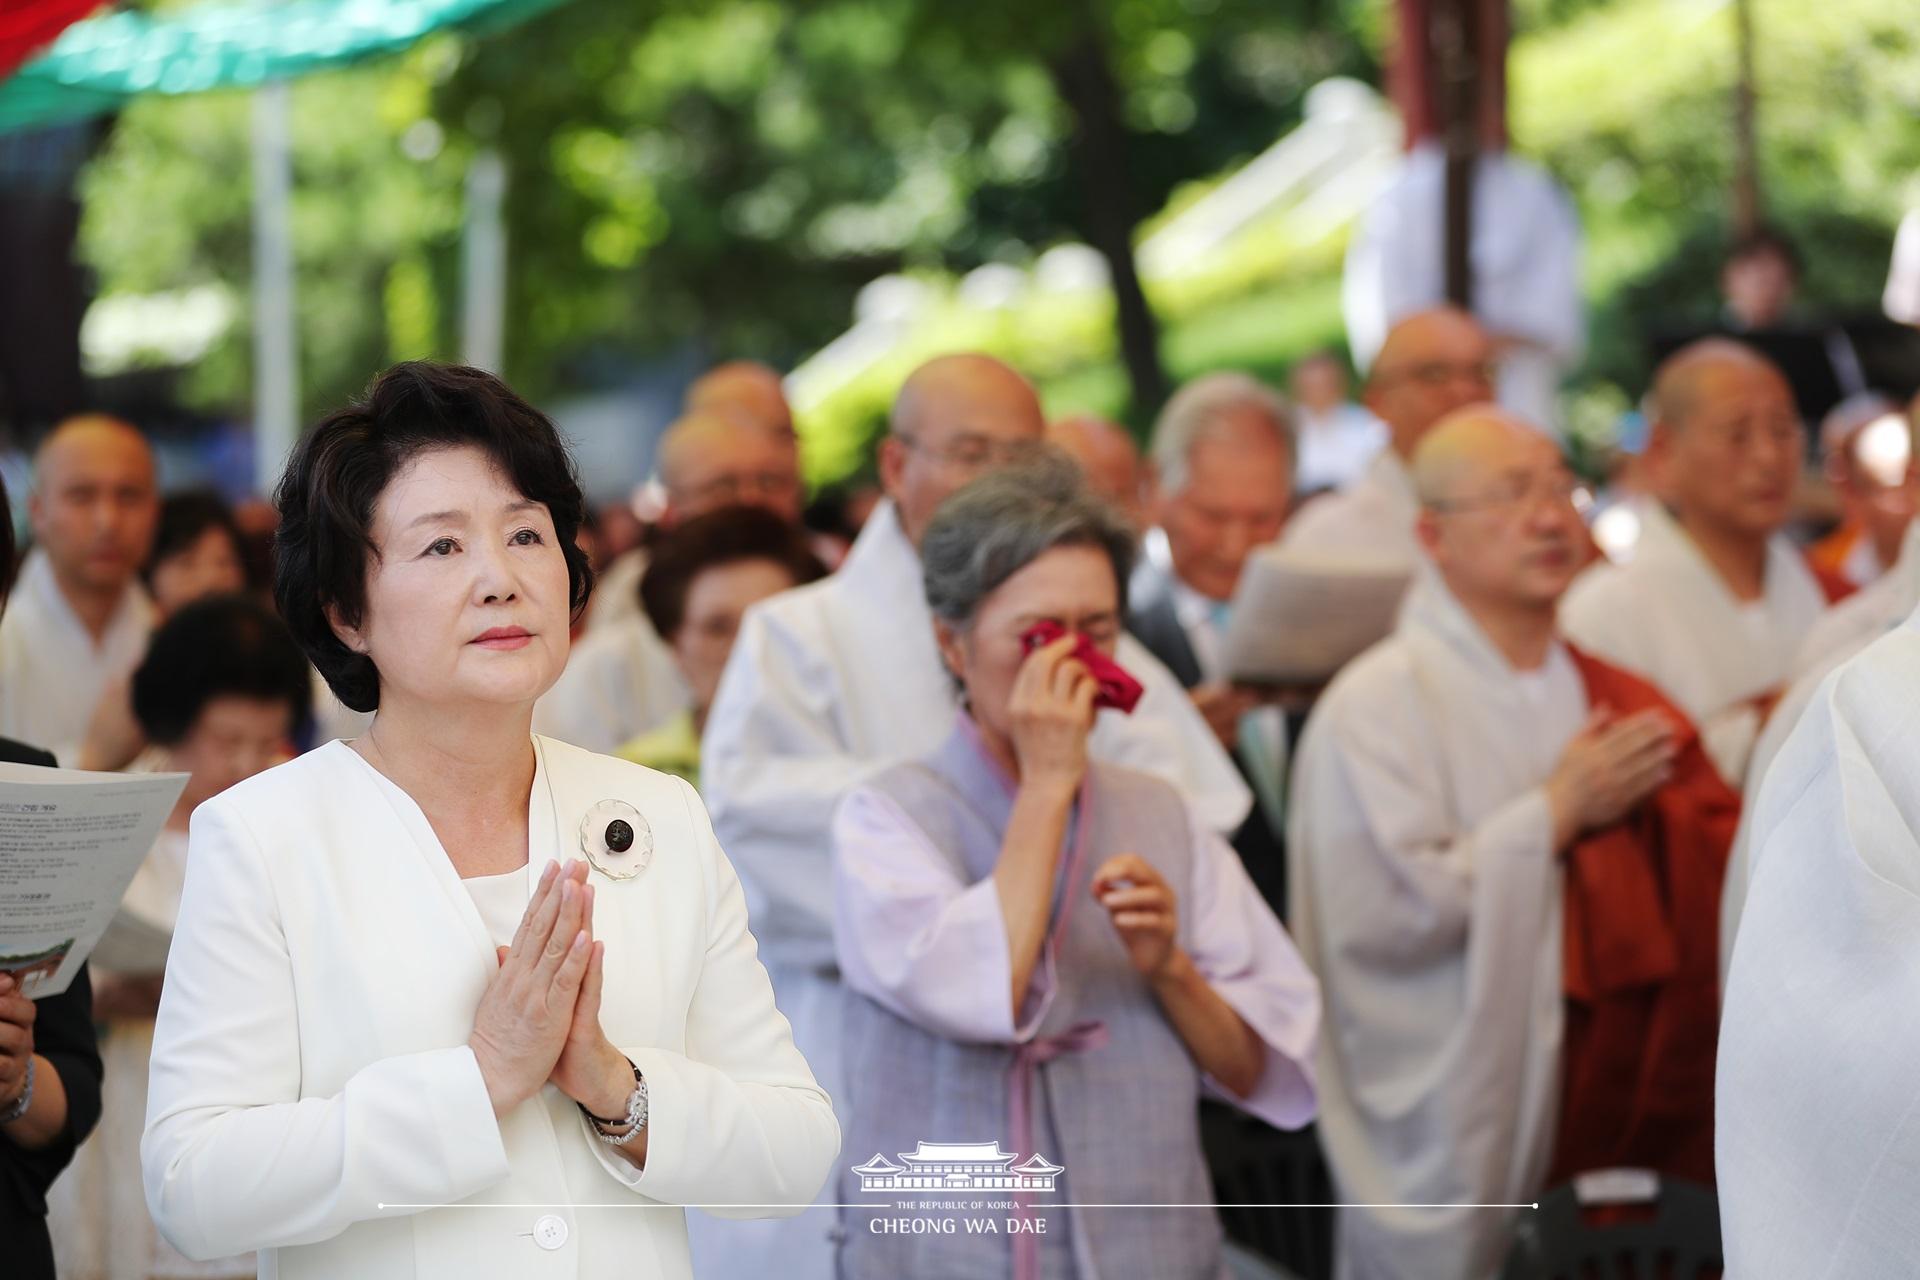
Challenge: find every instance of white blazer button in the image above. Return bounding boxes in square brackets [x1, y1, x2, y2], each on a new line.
[533, 1214, 569, 1250]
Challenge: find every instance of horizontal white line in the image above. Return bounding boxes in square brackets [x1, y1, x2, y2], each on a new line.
[376, 1202, 1539, 1211]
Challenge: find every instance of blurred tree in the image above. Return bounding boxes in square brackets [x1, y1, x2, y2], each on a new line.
[436, 0, 1371, 410]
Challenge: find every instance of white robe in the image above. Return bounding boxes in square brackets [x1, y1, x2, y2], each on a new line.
[1720, 518, 1920, 978]
[1717, 612, 1920, 1275]
[0, 550, 154, 763]
[141, 735, 837, 1280]
[583, 546, 649, 632]
[533, 611, 688, 754]
[1558, 501, 1828, 785]
[1295, 403, 1389, 495]
[694, 499, 1251, 1279]
[1277, 450, 1422, 569]
[1288, 570, 1583, 1280]
[1342, 142, 1583, 433]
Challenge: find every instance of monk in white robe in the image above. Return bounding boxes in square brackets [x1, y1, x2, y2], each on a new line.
[1278, 307, 1496, 568]
[538, 409, 802, 751]
[0, 415, 158, 763]
[1722, 399, 1920, 973]
[695, 354, 1249, 1280]
[1561, 340, 1833, 785]
[1718, 613, 1920, 1275]
[1291, 408, 1732, 1279]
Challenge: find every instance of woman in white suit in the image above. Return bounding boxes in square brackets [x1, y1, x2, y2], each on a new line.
[140, 362, 840, 1279]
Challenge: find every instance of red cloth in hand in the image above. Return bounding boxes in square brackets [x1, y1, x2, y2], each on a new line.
[1549, 647, 1738, 1188]
[1019, 621, 1143, 714]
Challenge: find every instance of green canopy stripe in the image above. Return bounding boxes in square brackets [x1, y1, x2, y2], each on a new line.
[0, 0, 572, 134]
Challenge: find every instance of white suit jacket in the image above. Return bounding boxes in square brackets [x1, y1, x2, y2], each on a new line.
[141, 734, 839, 1280]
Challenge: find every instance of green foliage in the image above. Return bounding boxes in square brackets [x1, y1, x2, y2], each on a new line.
[1513, 0, 1920, 400]
[78, 50, 468, 420]
[66, 0, 1920, 489]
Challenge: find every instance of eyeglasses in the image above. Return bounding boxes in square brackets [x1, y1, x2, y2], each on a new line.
[895, 431, 1044, 471]
[679, 471, 800, 507]
[1375, 360, 1500, 391]
[1427, 471, 1589, 515]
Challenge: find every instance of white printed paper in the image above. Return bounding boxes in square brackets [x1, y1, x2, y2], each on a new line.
[0, 762, 188, 998]
[1223, 552, 1411, 685]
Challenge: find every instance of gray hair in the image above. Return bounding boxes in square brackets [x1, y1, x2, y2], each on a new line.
[1151, 371, 1293, 496]
[921, 453, 1136, 628]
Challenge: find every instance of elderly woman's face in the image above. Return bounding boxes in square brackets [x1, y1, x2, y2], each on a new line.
[169, 695, 295, 812]
[343, 444, 572, 712]
[942, 543, 1121, 739]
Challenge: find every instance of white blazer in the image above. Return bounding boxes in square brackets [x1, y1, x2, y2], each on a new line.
[141, 734, 840, 1280]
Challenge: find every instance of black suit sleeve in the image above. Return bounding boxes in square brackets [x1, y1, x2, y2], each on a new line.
[2, 964, 104, 1197]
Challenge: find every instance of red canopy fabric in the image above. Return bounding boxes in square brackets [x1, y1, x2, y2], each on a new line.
[0, 0, 102, 84]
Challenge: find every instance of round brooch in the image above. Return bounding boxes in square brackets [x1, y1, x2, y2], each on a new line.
[580, 799, 653, 881]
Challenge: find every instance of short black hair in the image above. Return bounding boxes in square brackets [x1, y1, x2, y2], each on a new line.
[639, 505, 825, 642]
[145, 490, 242, 584]
[1727, 226, 1801, 276]
[272, 362, 594, 713]
[131, 593, 312, 745]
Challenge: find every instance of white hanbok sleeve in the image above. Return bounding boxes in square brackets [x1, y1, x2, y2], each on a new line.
[142, 800, 511, 1261]
[1180, 815, 1320, 1130]
[831, 786, 1057, 1046]
[593, 777, 841, 1217]
[700, 601, 884, 970]
[1480, 162, 1584, 364]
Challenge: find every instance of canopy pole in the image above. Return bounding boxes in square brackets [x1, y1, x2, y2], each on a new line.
[251, 81, 297, 496]
[461, 147, 506, 372]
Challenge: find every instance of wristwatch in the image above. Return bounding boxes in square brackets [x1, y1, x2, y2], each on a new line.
[0, 1056, 34, 1126]
[580, 1058, 647, 1147]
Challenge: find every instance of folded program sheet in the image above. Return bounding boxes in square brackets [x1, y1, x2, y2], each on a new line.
[1222, 551, 1411, 686]
[0, 761, 188, 998]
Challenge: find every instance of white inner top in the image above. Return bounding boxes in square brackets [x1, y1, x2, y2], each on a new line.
[463, 867, 527, 947]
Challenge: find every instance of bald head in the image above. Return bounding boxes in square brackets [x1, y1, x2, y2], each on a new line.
[1047, 415, 1146, 528]
[1650, 338, 1792, 432]
[1365, 307, 1497, 456]
[30, 414, 159, 601]
[1647, 338, 1801, 542]
[684, 361, 795, 441]
[1413, 404, 1585, 615]
[891, 353, 1044, 442]
[1412, 405, 1559, 507]
[883, 353, 1046, 545]
[34, 415, 151, 476]
[655, 411, 801, 524]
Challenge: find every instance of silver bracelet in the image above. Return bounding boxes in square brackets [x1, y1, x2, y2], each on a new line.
[0, 1055, 33, 1126]
[583, 1060, 648, 1147]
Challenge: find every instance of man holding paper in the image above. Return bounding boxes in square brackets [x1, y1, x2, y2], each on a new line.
[1128, 372, 1296, 912]
[1289, 406, 1734, 1278]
